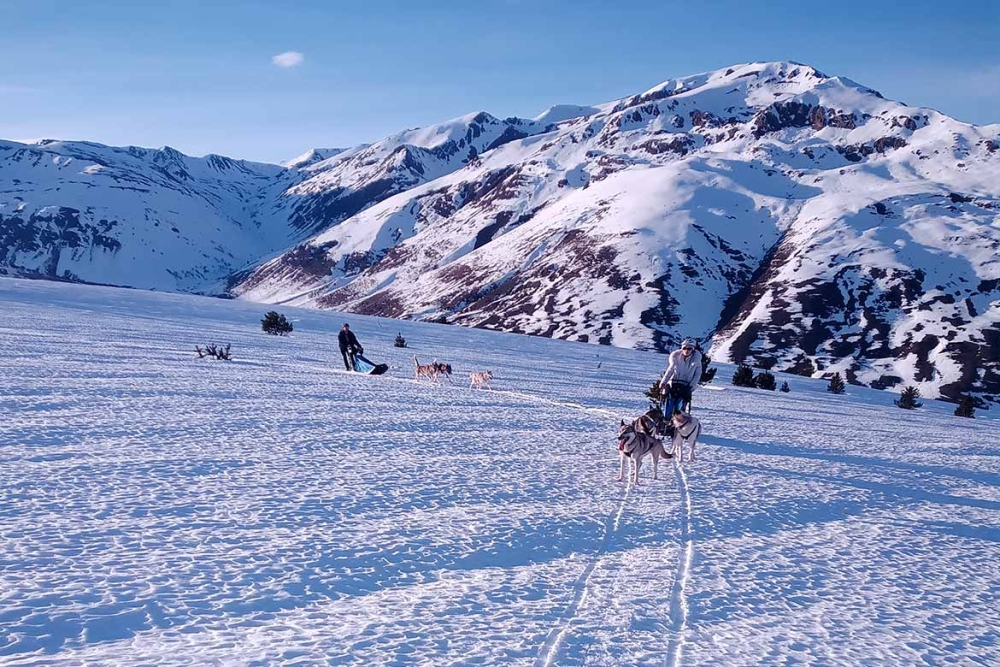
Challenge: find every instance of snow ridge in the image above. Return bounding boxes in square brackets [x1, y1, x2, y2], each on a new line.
[666, 461, 694, 667]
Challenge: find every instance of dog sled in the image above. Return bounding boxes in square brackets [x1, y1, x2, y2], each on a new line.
[651, 380, 695, 437]
[353, 352, 389, 375]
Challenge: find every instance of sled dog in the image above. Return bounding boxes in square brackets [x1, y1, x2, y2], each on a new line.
[413, 356, 440, 382]
[668, 412, 701, 464]
[617, 411, 671, 485]
[433, 361, 453, 381]
[469, 370, 493, 389]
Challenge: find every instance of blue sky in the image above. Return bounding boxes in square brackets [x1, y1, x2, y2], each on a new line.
[2, 0, 998, 164]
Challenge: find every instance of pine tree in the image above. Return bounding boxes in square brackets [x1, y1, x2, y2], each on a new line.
[895, 385, 922, 409]
[954, 394, 976, 418]
[827, 372, 846, 395]
[261, 311, 293, 336]
[732, 364, 755, 387]
[754, 371, 777, 391]
[394, 332, 407, 348]
[780, 381, 790, 393]
[700, 354, 717, 384]
[645, 379, 665, 409]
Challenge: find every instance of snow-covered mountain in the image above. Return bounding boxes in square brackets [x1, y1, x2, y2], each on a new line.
[0, 139, 316, 292]
[0, 113, 552, 293]
[235, 62, 1000, 404]
[3, 61, 1000, 404]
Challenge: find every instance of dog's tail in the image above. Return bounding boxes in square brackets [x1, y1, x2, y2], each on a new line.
[413, 355, 419, 367]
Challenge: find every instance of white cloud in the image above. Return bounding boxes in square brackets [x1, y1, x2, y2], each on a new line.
[272, 51, 305, 69]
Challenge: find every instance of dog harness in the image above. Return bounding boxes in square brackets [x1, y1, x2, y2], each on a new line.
[619, 424, 659, 458]
[674, 419, 700, 440]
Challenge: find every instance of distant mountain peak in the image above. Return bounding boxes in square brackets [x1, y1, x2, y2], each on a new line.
[282, 147, 348, 169]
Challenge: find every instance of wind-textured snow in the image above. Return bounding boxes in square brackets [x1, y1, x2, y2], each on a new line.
[2, 277, 999, 665]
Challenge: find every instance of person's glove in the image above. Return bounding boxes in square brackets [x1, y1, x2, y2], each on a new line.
[357, 347, 364, 354]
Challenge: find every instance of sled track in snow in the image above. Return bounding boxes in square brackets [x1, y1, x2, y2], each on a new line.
[665, 462, 694, 667]
[482, 389, 621, 419]
[510, 385, 690, 667]
[534, 482, 632, 667]
[313, 370, 691, 664]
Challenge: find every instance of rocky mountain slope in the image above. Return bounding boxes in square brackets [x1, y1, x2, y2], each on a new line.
[235, 62, 1000, 403]
[0, 113, 552, 292]
[3, 62, 999, 403]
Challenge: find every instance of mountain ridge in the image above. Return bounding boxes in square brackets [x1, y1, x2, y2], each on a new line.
[3, 61, 999, 404]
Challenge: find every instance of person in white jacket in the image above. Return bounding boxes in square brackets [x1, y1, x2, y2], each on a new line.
[659, 338, 702, 414]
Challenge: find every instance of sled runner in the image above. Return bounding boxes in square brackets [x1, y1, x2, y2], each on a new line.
[353, 352, 389, 375]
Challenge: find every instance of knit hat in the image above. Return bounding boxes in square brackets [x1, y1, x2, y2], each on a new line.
[681, 338, 697, 349]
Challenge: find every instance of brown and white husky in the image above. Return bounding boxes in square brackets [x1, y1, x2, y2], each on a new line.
[469, 370, 493, 389]
[413, 356, 440, 382]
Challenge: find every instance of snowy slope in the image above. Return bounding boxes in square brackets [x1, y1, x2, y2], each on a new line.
[0, 140, 304, 292]
[0, 112, 554, 294]
[234, 62, 1000, 404]
[2, 277, 999, 666]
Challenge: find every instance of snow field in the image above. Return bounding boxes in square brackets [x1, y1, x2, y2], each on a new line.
[1, 277, 998, 665]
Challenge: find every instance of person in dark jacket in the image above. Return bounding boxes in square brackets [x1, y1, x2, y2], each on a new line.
[338, 323, 363, 371]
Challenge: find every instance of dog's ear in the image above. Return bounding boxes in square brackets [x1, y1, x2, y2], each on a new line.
[620, 419, 626, 426]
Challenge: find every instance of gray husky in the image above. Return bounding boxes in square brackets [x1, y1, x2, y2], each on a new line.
[616, 411, 671, 485]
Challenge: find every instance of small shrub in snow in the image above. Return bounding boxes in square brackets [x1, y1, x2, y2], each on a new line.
[700, 355, 717, 384]
[895, 385, 922, 409]
[732, 364, 755, 388]
[954, 394, 976, 418]
[196, 343, 232, 361]
[645, 379, 666, 409]
[827, 373, 846, 395]
[394, 332, 407, 348]
[793, 358, 816, 377]
[780, 381, 790, 393]
[754, 371, 777, 391]
[261, 311, 293, 336]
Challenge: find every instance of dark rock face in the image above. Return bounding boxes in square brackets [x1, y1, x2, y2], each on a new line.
[0, 208, 121, 279]
[751, 102, 858, 138]
[236, 240, 340, 294]
[713, 232, 1000, 404]
[288, 179, 400, 234]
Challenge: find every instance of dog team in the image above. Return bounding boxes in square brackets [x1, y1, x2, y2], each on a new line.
[338, 322, 492, 387]
[343, 323, 701, 482]
[414, 356, 493, 389]
[618, 338, 704, 484]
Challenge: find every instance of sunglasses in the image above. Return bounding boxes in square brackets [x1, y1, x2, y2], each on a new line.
[681, 346, 693, 351]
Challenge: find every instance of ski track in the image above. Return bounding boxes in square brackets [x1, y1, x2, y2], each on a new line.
[665, 461, 694, 667]
[534, 484, 631, 667]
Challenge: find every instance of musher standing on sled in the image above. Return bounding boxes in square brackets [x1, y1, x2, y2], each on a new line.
[338, 323, 363, 371]
[659, 338, 702, 416]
